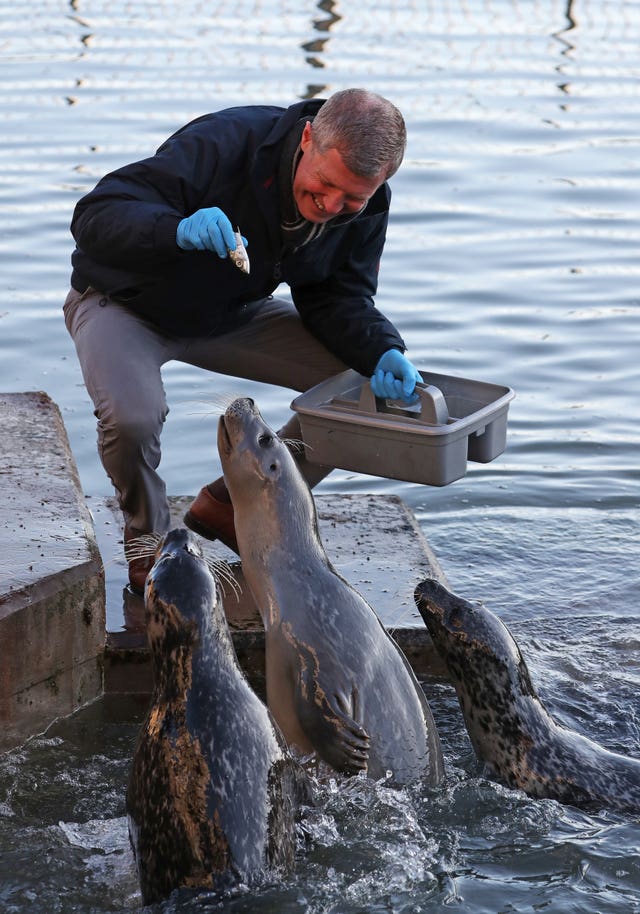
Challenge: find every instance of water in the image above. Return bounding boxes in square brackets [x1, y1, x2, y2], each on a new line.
[1, 0, 639, 910]
[1, 679, 638, 913]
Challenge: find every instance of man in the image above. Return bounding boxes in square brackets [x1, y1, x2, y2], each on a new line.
[64, 88, 422, 593]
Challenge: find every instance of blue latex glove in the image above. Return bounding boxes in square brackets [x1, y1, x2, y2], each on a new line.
[176, 207, 245, 258]
[370, 349, 421, 403]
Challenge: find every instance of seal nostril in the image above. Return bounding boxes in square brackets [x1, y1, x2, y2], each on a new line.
[270, 462, 277, 472]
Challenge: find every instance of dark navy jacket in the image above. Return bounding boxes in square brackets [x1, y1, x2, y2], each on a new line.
[70, 99, 405, 375]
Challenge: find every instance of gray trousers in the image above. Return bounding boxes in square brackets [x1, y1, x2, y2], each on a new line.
[64, 287, 346, 534]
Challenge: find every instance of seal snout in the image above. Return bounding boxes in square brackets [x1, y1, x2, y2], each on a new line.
[415, 578, 446, 600]
[414, 579, 446, 619]
[151, 529, 206, 583]
[159, 527, 202, 555]
[414, 579, 475, 646]
[225, 396, 259, 418]
[219, 397, 265, 456]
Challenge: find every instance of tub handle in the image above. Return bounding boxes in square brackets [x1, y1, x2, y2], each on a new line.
[358, 380, 449, 426]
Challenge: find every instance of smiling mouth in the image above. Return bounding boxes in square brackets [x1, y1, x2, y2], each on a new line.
[311, 193, 326, 213]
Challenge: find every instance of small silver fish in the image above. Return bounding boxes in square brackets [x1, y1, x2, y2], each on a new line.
[228, 227, 250, 274]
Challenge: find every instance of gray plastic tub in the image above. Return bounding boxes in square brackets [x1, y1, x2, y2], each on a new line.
[291, 369, 515, 486]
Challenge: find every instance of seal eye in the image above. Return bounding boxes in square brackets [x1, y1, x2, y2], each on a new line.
[258, 433, 274, 448]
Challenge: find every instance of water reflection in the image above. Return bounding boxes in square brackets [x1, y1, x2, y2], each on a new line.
[302, 0, 342, 70]
[553, 1, 576, 97]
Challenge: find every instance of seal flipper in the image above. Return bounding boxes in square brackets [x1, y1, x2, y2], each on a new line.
[294, 669, 371, 776]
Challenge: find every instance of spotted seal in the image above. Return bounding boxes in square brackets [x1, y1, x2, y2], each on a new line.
[217, 397, 444, 786]
[414, 578, 640, 813]
[126, 528, 311, 905]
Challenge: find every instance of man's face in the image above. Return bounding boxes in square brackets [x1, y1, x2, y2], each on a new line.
[292, 121, 386, 224]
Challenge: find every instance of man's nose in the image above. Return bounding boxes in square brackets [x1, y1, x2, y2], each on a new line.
[322, 189, 346, 214]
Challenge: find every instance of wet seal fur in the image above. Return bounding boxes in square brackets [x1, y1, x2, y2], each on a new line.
[218, 397, 444, 786]
[126, 528, 311, 905]
[414, 578, 640, 813]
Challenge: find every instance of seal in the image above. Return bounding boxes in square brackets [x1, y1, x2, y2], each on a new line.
[414, 578, 640, 813]
[217, 397, 444, 786]
[126, 527, 311, 906]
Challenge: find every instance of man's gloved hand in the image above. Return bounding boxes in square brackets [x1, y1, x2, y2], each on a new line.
[370, 349, 422, 403]
[176, 207, 242, 258]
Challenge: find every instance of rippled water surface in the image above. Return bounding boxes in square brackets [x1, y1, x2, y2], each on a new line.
[1, 1, 639, 911]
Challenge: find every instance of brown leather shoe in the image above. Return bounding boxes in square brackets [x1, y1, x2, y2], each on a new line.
[124, 527, 155, 596]
[184, 486, 239, 554]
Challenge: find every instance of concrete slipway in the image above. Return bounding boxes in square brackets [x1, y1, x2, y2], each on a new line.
[0, 391, 447, 752]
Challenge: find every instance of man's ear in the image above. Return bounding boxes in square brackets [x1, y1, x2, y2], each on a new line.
[300, 120, 313, 153]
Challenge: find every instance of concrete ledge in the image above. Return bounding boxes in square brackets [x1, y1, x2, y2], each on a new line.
[0, 392, 105, 751]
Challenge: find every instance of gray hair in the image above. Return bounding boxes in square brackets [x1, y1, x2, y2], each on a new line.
[310, 88, 407, 179]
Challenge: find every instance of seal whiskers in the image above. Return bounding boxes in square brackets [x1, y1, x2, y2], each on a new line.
[184, 392, 242, 418]
[414, 578, 640, 813]
[124, 530, 241, 600]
